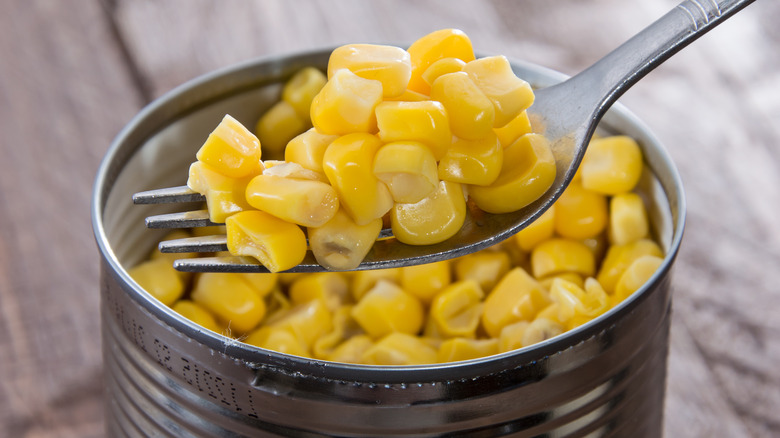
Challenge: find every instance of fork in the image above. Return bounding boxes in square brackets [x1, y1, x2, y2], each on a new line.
[133, 0, 753, 273]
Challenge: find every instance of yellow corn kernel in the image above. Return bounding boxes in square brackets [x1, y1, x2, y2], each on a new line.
[129, 258, 185, 306]
[609, 193, 650, 246]
[196, 114, 263, 178]
[191, 272, 266, 334]
[553, 183, 608, 240]
[190, 224, 227, 237]
[350, 268, 401, 301]
[400, 260, 452, 303]
[390, 180, 467, 245]
[289, 272, 349, 312]
[539, 272, 584, 291]
[531, 238, 596, 279]
[225, 210, 307, 273]
[481, 267, 551, 338]
[282, 67, 328, 120]
[312, 306, 361, 360]
[237, 273, 278, 298]
[430, 72, 495, 140]
[581, 232, 609, 262]
[264, 288, 292, 320]
[421, 57, 466, 85]
[565, 277, 610, 329]
[438, 133, 503, 186]
[308, 209, 382, 271]
[513, 204, 556, 252]
[494, 111, 532, 147]
[322, 133, 394, 225]
[187, 161, 253, 223]
[245, 174, 338, 228]
[351, 280, 424, 339]
[597, 239, 664, 294]
[255, 100, 308, 159]
[428, 280, 484, 338]
[284, 128, 338, 174]
[453, 250, 511, 293]
[261, 161, 328, 183]
[498, 321, 530, 352]
[375, 100, 451, 160]
[613, 255, 664, 302]
[310, 68, 383, 135]
[361, 332, 438, 365]
[462, 55, 535, 127]
[522, 318, 564, 347]
[265, 299, 333, 348]
[438, 338, 498, 363]
[407, 28, 475, 95]
[171, 300, 221, 333]
[327, 44, 412, 98]
[327, 335, 374, 364]
[373, 141, 438, 203]
[469, 133, 556, 214]
[580, 135, 643, 195]
[245, 326, 310, 358]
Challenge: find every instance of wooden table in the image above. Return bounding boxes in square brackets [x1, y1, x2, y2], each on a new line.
[1, 1, 778, 436]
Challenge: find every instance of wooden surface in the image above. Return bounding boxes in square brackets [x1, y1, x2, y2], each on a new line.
[1, 0, 778, 436]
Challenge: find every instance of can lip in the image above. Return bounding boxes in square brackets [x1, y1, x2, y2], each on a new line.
[92, 47, 686, 382]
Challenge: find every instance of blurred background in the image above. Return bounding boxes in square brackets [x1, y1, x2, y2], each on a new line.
[0, 0, 778, 436]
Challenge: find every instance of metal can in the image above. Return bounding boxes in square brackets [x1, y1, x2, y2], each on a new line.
[92, 49, 685, 437]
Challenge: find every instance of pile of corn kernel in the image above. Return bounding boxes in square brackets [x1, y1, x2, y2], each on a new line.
[129, 29, 666, 365]
[186, 29, 556, 272]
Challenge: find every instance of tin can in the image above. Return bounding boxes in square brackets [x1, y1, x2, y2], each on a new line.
[92, 49, 685, 437]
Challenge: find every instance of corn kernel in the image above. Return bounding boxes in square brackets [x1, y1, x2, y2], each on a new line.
[494, 111, 532, 147]
[289, 272, 349, 312]
[261, 161, 327, 183]
[312, 306, 361, 360]
[282, 67, 327, 120]
[310, 69, 383, 135]
[308, 209, 382, 271]
[553, 183, 608, 240]
[481, 267, 551, 337]
[351, 280, 424, 339]
[438, 133, 503, 186]
[237, 273, 278, 298]
[129, 258, 185, 306]
[539, 272, 584, 291]
[428, 280, 484, 338]
[196, 114, 263, 178]
[361, 332, 438, 365]
[498, 321, 530, 352]
[608, 192, 650, 245]
[284, 128, 338, 174]
[580, 135, 643, 195]
[322, 133, 394, 225]
[245, 173, 338, 228]
[513, 204, 556, 252]
[469, 133, 556, 214]
[375, 101, 451, 160]
[384, 89, 430, 102]
[522, 318, 564, 347]
[350, 268, 401, 301]
[327, 335, 374, 364]
[256, 100, 308, 159]
[453, 250, 511, 292]
[187, 161, 253, 223]
[390, 180, 466, 245]
[597, 239, 664, 294]
[462, 55, 535, 127]
[531, 238, 596, 278]
[245, 326, 310, 357]
[327, 44, 412, 98]
[265, 299, 332, 348]
[421, 57, 466, 85]
[373, 141, 438, 203]
[430, 72, 495, 140]
[225, 210, 307, 273]
[191, 272, 266, 334]
[407, 28, 475, 95]
[400, 260, 452, 303]
[438, 338, 498, 363]
[171, 300, 221, 333]
[613, 255, 664, 302]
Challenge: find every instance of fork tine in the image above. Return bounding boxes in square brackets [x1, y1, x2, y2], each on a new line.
[159, 235, 228, 253]
[133, 185, 205, 204]
[145, 210, 217, 228]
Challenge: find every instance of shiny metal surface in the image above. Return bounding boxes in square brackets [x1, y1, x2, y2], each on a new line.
[93, 48, 685, 436]
[128, 0, 743, 274]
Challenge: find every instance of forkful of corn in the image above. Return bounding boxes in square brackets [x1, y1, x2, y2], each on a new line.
[134, 1, 751, 273]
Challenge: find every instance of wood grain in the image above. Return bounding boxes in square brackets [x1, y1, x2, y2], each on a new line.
[1, 0, 778, 436]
